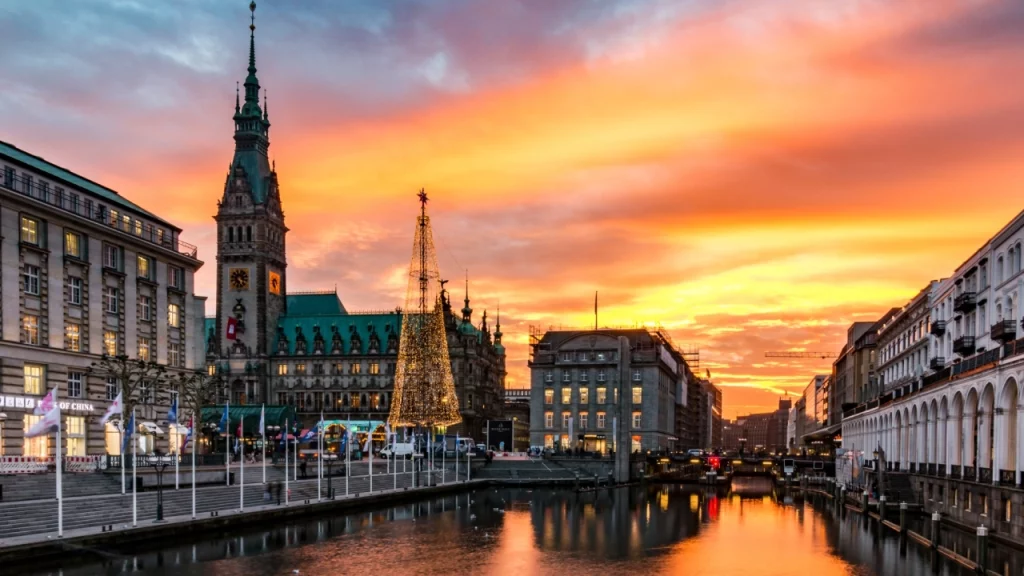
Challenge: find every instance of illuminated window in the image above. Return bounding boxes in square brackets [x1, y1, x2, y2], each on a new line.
[137, 255, 151, 279]
[597, 412, 606, 429]
[104, 331, 118, 356]
[66, 416, 86, 456]
[350, 363, 361, 374]
[105, 422, 121, 456]
[140, 295, 152, 321]
[579, 388, 589, 404]
[579, 412, 588, 430]
[138, 337, 151, 361]
[632, 386, 642, 405]
[24, 415, 47, 457]
[1005, 498, 1012, 523]
[168, 303, 180, 327]
[20, 216, 39, 245]
[597, 387, 607, 404]
[277, 363, 288, 375]
[369, 362, 380, 375]
[23, 315, 40, 345]
[544, 389, 553, 405]
[24, 364, 44, 394]
[295, 363, 307, 375]
[168, 343, 182, 367]
[561, 387, 571, 404]
[632, 411, 642, 429]
[562, 412, 571, 429]
[544, 412, 553, 428]
[544, 434, 554, 448]
[66, 323, 81, 352]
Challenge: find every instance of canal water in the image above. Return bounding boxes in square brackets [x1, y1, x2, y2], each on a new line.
[18, 478, 1021, 575]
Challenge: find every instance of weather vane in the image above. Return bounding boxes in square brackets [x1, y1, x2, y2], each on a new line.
[418, 188, 428, 206]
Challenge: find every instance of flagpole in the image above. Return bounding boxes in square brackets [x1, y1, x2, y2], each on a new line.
[192, 413, 196, 519]
[132, 408, 137, 527]
[284, 418, 290, 505]
[369, 430, 373, 494]
[317, 413, 322, 502]
[345, 428, 350, 496]
[442, 434, 446, 485]
[175, 427, 180, 490]
[261, 404, 266, 485]
[455, 433, 459, 482]
[392, 432, 397, 491]
[239, 416, 245, 511]
[225, 401, 230, 487]
[120, 399, 125, 494]
[56, 415, 63, 538]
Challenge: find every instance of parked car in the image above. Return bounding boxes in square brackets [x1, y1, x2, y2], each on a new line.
[528, 446, 543, 457]
[468, 444, 493, 464]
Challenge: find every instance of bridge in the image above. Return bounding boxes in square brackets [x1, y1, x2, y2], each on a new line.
[646, 454, 834, 484]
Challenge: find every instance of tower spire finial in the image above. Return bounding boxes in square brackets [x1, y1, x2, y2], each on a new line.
[235, 82, 240, 113]
[461, 269, 472, 321]
[263, 88, 268, 120]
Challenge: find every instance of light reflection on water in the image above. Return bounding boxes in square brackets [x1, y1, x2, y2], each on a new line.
[19, 478, 1003, 576]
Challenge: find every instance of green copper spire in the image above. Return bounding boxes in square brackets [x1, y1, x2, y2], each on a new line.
[229, 0, 272, 204]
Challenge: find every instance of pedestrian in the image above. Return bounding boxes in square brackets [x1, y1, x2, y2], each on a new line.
[264, 482, 271, 503]
[275, 481, 282, 505]
[300, 458, 307, 479]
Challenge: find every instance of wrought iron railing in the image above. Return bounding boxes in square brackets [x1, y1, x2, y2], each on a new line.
[979, 467, 992, 484]
[998, 469, 1016, 486]
[1, 171, 198, 259]
[963, 466, 976, 482]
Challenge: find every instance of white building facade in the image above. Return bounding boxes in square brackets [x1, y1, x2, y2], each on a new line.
[842, 210, 1024, 534]
[0, 141, 205, 458]
[877, 282, 938, 394]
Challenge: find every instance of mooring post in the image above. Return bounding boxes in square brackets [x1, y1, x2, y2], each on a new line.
[976, 525, 988, 573]
[930, 512, 940, 549]
[879, 495, 887, 523]
[899, 502, 908, 535]
[862, 490, 870, 513]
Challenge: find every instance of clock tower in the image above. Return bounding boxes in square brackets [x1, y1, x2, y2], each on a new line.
[213, 2, 287, 403]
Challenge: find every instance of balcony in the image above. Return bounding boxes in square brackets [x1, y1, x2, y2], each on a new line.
[953, 291, 977, 313]
[953, 335, 976, 356]
[990, 319, 1016, 342]
[929, 357, 945, 370]
[929, 320, 946, 336]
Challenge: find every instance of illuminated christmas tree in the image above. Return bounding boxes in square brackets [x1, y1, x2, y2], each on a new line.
[388, 191, 462, 428]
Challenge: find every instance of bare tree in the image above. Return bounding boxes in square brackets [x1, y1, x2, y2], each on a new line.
[172, 369, 222, 425]
[90, 354, 168, 422]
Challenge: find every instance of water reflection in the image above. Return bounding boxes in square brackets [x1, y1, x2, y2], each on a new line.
[18, 479, 1008, 576]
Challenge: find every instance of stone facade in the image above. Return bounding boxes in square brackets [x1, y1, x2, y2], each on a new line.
[0, 142, 205, 457]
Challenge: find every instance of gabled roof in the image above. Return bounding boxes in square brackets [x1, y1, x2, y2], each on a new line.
[0, 140, 176, 229]
[286, 292, 348, 316]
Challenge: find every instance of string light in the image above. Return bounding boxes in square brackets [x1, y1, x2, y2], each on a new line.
[389, 192, 462, 427]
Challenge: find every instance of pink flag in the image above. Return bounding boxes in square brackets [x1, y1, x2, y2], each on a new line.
[26, 404, 61, 438]
[33, 387, 58, 416]
[100, 392, 122, 426]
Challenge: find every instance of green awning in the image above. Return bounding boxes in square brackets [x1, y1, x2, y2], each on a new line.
[200, 405, 297, 433]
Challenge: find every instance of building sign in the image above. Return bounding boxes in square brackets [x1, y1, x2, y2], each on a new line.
[0, 394, 96, 413]
[487, 420, 514, 451]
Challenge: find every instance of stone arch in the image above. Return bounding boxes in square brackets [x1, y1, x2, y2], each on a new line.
[919, 403, 930, 467]
[979, 382, 996, 472]
[951, 392, 964, 467]
[939, 396, 949, 466]
[998, 376, 1019, 474]
[910, 405, 919, 466]
[965, 388, 979, 470]
[929, 398, 940, 466]
[894, 411, 903, 468]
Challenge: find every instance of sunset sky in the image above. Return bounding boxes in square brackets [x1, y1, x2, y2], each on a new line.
[3, 0, 1024, 418]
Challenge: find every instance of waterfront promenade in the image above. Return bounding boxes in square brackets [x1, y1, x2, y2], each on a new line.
[0, 461, 468, 549]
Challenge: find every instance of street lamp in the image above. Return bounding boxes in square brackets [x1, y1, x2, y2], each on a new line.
[147, 449, 172, 522]
[323, 453, 339, 499]
[266, 425, 281, 463]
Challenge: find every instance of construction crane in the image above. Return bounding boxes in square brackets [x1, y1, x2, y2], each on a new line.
[764, 351, 837, 359]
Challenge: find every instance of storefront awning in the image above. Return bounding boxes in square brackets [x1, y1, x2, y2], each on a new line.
[139, 422, 164, 434]
[199, 405, 297, 432]
[801, 422, 842, 444]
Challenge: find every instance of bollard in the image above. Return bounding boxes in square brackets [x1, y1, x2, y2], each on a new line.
[879, 495, 887, 523]
[930, 512, 940, 549]
[976, 525, 988, 573]
[899, 502, 908, 535]
[862, 490, 870, 513]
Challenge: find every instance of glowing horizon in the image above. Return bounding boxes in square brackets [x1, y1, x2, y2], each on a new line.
[4, 0, 1024, 418]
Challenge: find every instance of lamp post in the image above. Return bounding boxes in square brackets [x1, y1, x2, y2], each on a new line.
[266, 425, 281, 464]
[324, 453, 338, 498]
[148, 450, 171, 522]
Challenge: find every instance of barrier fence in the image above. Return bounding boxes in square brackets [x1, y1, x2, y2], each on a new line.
[0, 455, 106, 474]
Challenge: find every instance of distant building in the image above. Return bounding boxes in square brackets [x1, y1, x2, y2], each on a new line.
[503, 388, 531, 438]
[877, 282, 939, 396]
[795, 375, 830, 453]
[687, 377, 722, 451]
[528, 327, 691, 453]
[721, 397, 791, 454]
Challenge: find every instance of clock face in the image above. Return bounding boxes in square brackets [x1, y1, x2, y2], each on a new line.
[269, 270, 282, 295]
[229, 268, 250, 291]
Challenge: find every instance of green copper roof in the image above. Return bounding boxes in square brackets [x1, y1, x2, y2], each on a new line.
[0, 141, 176, 229]
[276, 312, 402, 355]
[286, 293, 348, 316]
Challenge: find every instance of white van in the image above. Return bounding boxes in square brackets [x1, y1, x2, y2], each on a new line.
[379, 441, 416, 459]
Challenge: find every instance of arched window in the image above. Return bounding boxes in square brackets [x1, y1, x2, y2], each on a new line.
[997, 256, 1004, 284]
[246, 226, 252, 242]
[1015, 242, 1022, 273]
[228, 227, 234, 242]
